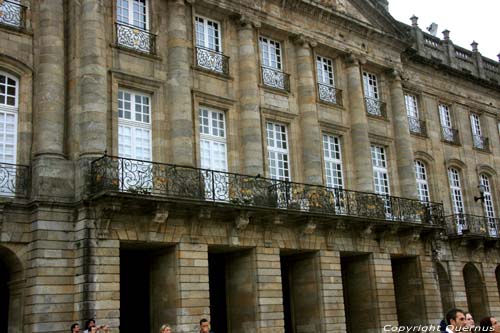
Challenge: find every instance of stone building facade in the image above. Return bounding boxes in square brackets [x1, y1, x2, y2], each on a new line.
[0, 0, 500, 333]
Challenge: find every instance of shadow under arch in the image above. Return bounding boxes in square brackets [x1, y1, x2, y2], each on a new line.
[0, 245, 24, 333]
[435, 262, 454, 316]
[463, 263, 489, 321]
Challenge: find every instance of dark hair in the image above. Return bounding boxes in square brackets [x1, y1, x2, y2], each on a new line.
[446, 309, 465, 325]
[85, 319, 95, 330]
[71, 323, 79, 333]
[479, 317, 493, 330]
[200, 318, 208, 325]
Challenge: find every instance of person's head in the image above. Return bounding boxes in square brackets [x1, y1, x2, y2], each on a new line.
[446, 309, 466, 332]
[465, 312, 475, 329]
[71, 324, 80, 333]
[85, 319, 96, 330]
[160, 324, 171, 333]
[480, 317, 500, 333]
[199, 319, 209, 333]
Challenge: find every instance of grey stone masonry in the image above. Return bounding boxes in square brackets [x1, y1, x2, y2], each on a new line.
[294, 37, 323, 184]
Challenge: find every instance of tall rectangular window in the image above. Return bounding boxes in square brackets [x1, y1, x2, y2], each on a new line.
[316, 56, 334, 86]
[323, 134, 343, 189]
[266, 122, 290, 181]
[371, 145, 389, 196]
[439, 104, 458, 143]
[470, 114, 486, 150]
[116, 0, 148, 29]
[0, 73, 18, 165]
[363, 72, 379, 99]
[480, 174, 497, 236]
[195, 16, 221, 52]
[405, 94, 419, 119]
[448, 168, 465, 215]
[259, 37, 282, 70]
[415, 160, 430, 203]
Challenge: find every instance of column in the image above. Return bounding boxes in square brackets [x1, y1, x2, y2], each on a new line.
[447, 261, 468, 310]
[389, 71, 418, 199]
[175, 243, 210, 333]
[294, 36, 322, 184]
[372, 253, 398, 333]
[34, 0, 65, 158]
[419, 256, 444, 323]
[318, 250, 346, 332]
[345, 55, 373, 192]
[255, 247, 285, 333]
[237, 17, 263, 175]
[167, 0, 194, 166]
[79, 0, 107, 157]
[482, 263, 500, 317]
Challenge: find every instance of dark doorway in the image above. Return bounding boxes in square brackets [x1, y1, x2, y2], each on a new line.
[391, 256, 427, 326]
[209, 252, 228, 333]
[0, 259, 9, 333]
[463, 263, 489, 320]
[120, 249, 151, 333]
[436, 262, 454, 316]
[280, 251, 321, 333]
[341, 254, 377, 333]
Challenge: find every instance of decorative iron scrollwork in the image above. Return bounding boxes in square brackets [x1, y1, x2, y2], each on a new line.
[0, 163, 29, 198]
[0, 0, 25, 29]
[318, 83, 342, 106]
[261, 66, 290, 91]
[408, 117, 427, 136]
[196, 46, 229, 75]
[365, 97, 387, 118]
[116, 22, 156, 54]
[445, 214, 498, 237]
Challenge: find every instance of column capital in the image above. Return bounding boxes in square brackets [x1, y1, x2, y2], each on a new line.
[387, 68, 402, 81]
[290, 33, 317, 48]
[233, 14, 260, 30]
[344, 53, 365, 67]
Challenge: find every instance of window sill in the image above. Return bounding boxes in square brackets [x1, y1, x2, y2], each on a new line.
[111, 43, 162, 61]
[317, 98, 344, 109]
[0, 23, 32, 36]
[259, 84, 290, 97]
[366, 113, 389, 122]
[193, 66, 233, 81]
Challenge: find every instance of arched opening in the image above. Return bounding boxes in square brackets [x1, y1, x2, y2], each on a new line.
[435, 262, 454, 316]
[0, 246, 24, 333]
[463, 263, 489, 320]
[495, 265, 500, 299]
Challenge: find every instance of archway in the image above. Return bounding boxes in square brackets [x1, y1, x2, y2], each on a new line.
[0, 246, 24, 333]
[435, 262, 454, 316]
[463, 263, 488, 320]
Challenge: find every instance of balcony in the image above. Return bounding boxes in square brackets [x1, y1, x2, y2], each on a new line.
[261, 66, 290, 92]
[317, 83, 343, 106]
[0, 163, 29, 199]
[90, 155, 444, 225]
[441, 127, 460, 145]
[195, 46, 229, 76]
[0, 0, 26, 29]
[408, 117, 427, 137]
[472, 134, 489, 152]
[115, 22, 156, 55]
[445, 214, 499, 238]
[365, 97, 387, 119]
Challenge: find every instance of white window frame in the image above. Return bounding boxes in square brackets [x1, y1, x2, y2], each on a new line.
[415, 160, 430, 203]
[116, 0, 149, 30]
[439, 104, 452, 129]
[371, 145, 391, 217]
[480, 174, 497, 236]
[470, 114, 482, 136]
[259, 37, 282, 70]
[323, 134, 343, 189]
[405, 93, 419, 119]
[316, 56, 335, 86]
[363, 71, 379, 99]
[266, 121, 290, 181]
[448, 167, 466, 234]
[195, 15, 222, 52]
[0, 71, 19, 166]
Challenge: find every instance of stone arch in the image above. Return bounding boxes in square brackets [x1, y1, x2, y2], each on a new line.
[463, 263, 488, 321]
[0, 245, 25, 333]
[435, 262, 454, 316]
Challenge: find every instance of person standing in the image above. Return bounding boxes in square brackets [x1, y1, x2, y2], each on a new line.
[446, 309, 466, 333]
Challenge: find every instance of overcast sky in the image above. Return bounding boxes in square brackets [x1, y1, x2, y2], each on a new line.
[388, 0, 499, 61]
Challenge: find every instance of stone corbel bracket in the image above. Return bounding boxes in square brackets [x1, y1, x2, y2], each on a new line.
[95, 201, 122, 239]
[190, 207, 211, 243]
[375, 224, 399, 249]
[398, 227, 422, 252]
[264, 214, 285, 248]
[229, 211, 252, 246]
[151, 203, 169, 232]
[326, 220, 348, 250]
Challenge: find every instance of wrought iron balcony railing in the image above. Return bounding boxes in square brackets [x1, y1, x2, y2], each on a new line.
[365, 97, 387, 119]
[195, 46, 229, 76]
[115, 22, 156, 54]
[318, 83, 343, 106]
[0, 0, 26, 29]
[0, 163, 29, 198]
[261, 66, 290, 91]
[408, 117, 427, 137]
[445, 214, 499, 238]
[90, 155, 444, 225]
[441, 127, 460, 145]
[472, 134, 489, 152]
